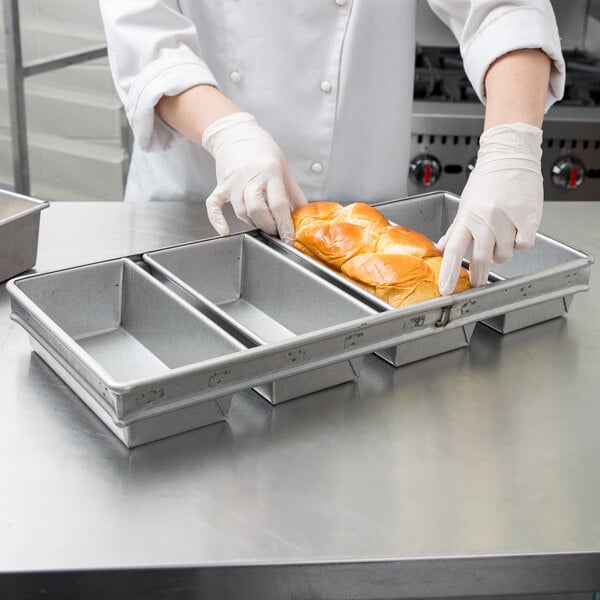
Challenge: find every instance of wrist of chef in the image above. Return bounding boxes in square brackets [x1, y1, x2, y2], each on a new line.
[477, 122, 543, 165]
[201, 112, 261, 156]
[155, 84, 243, 146]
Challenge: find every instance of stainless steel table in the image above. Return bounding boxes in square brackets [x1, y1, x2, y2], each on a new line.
[1, 201, 599, 600]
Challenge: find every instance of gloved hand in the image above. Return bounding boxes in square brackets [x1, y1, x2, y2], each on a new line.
[202, 112, 307, 244]
[436, 122, 543, 295]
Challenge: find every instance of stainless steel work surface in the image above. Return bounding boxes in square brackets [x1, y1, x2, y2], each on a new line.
[0, 201, 599, 600]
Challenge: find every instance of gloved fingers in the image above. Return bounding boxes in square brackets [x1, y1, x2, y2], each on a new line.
[514, 220, 538, 251]
[283, 163, 309, 210]
[437, 222, 472, 296]
[491, 227, 516, 264]
[469, 227, 495, 288]
[205, 188, 231, 236]
[266, 177, 295, 244]
[228, 189, 254, 228]
[243, 182, 278, 235]
[435, 222, 455, 254]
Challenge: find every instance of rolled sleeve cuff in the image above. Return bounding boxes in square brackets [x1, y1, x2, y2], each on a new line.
[127, 50, 219, 152]
[462, 6, 565, 112]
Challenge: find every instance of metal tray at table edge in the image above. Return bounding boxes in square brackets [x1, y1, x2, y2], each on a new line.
[0, 190, 49, 282]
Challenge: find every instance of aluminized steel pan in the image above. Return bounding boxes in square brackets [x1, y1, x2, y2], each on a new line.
[8, 192, 593, 447]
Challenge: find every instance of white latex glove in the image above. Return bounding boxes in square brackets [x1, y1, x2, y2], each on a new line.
[201, 112, 307, 243]
[436, 122, 543, 295]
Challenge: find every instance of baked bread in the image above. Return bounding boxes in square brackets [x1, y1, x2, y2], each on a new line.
[292, 202, 470, 308]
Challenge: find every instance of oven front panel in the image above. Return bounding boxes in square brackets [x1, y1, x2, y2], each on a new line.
[409, 46, 600, 201]
[409, 104, 600, 201]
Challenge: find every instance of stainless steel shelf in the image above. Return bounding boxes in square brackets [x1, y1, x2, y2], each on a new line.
[2, 0, 109, 195]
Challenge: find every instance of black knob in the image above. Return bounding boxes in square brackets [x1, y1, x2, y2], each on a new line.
[551, 156, 586, 189]
[409, 154, 441, 187]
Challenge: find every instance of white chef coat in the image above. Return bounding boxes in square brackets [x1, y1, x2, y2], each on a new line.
[99, 0, 565, 205]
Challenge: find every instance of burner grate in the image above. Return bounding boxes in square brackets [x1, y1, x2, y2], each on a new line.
[414, 46, 600, 107]
[414, 46, 478, 103]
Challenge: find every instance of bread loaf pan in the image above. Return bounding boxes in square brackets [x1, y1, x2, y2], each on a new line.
[373, 192, 594, 334]
[8, 257, 247, 447]
[0, 190, 49, 282]
[143, 233, 377, 403]
[8, 192, 592, 448]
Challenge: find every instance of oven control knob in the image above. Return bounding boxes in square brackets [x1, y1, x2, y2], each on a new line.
[551, 156, 586, 190]
[409, 154, 441, 187]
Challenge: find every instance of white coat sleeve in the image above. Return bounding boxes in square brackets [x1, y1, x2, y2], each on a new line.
[99, 0, 219, 152]
[426, 0, 565, 111]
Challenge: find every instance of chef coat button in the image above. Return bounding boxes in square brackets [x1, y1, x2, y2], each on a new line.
[311, 162, 324, 174]
[320, 80, 333, 93]
[229, 71, 241, 83]
[334, 0, 347, 6]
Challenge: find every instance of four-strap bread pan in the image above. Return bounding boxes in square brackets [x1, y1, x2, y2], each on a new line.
[263, 191, 593, 363]
[142, 233, 377, 404]
[0, 190, 49, 282]
[7, 191, 593, 448]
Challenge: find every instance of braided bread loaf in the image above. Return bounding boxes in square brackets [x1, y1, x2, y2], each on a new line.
[292, 202, 470, 308]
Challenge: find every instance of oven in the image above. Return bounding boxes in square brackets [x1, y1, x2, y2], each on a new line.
[409, 3, 600, 201]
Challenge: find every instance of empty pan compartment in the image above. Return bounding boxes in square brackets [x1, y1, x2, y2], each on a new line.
[10, 258, 247, 445]
[474, 234, 590, 333]
[144, 234, 377, 403]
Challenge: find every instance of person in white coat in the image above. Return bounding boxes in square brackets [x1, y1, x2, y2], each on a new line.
[99, 0, 565, 295]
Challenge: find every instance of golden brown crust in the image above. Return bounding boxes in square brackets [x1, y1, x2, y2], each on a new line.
[292, 201, 471, 307]
[341, 253, 435, 308]
[292, 202, 342, 236]
[376, 225, 441, 258]
[294, 222, 369, 270]
[336, 203, 391, 232]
